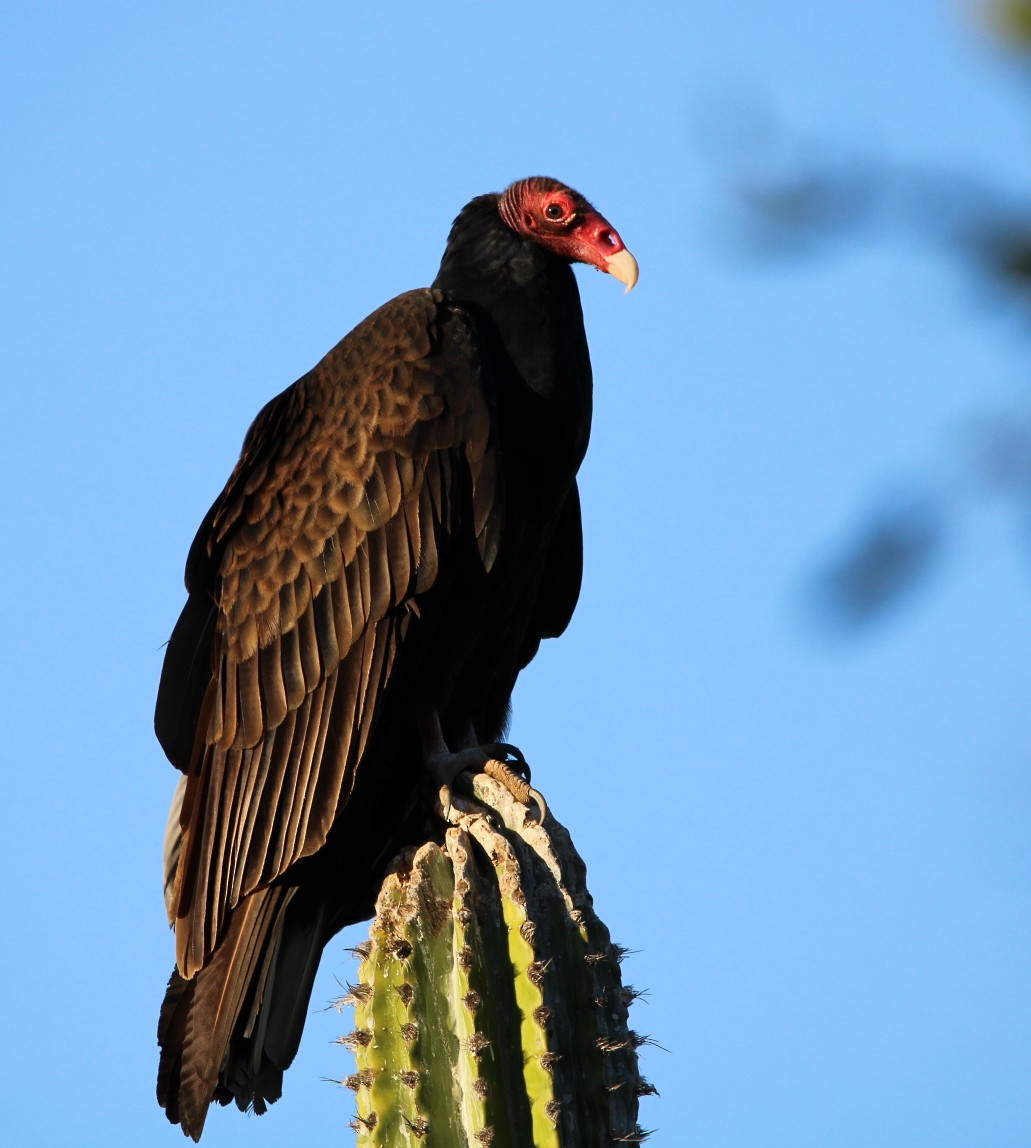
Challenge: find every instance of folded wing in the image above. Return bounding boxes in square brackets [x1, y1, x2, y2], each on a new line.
[155, 288, 501, 979]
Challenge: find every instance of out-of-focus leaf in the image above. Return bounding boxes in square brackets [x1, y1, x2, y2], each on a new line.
[976, 226, 1031, 294]
[737, 161, 877, 256]
[809, 496, 944, 632]
[986, 0, 1031, 50]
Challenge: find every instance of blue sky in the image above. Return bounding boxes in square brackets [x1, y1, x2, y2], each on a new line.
[3, 3, 1031, 1145]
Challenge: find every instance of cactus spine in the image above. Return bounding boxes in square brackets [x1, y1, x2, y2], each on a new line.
[340, 774, 652, 1146]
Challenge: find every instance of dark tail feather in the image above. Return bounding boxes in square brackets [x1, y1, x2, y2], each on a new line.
[157, 885, 327, 1140]
[220, 891, 328, 1111]
[156, 970, 192, 1130]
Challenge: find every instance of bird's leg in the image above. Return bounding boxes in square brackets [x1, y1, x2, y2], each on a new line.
[420, 713, 546, 823]
[420, 711, 484, 824]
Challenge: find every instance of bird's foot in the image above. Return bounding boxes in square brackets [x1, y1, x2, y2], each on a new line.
[427, 740, 545, 825]
[482, 754, 548, 823]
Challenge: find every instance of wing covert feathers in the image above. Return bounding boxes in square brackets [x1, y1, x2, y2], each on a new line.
[161, 288, 502, 978]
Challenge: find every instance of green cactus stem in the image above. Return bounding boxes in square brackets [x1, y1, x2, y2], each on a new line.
[338, 773, 654, 1146]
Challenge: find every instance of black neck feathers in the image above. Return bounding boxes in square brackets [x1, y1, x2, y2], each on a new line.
[432, 192, 592, 414]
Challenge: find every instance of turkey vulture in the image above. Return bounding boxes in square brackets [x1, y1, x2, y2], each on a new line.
[155, 176, 637, 1139]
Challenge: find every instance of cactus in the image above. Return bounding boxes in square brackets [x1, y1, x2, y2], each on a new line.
[338, 773, 654, 1146]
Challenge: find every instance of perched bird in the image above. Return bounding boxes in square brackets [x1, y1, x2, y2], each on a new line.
[155, 176, 637, 1139]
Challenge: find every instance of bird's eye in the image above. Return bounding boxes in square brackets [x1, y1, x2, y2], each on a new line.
[544, 203, 566, 221]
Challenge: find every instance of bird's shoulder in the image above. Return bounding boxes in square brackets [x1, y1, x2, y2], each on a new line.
[183, 288, 497, 666]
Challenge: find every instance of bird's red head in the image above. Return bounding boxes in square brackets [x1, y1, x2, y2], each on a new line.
[498, 177, 638, 292]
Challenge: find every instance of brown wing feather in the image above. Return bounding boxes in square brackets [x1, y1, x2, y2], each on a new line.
[161, 288, 500, 977]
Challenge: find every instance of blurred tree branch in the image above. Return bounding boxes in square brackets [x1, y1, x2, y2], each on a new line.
[707, 6, 1031, 634]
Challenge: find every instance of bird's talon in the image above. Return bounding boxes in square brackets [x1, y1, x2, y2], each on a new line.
[482, 758, 546, 821]
[486, 742, 531, 780]
[437, 780, 497, 828]
[527, 785, 548, 824]
[436, 783, 455, 823]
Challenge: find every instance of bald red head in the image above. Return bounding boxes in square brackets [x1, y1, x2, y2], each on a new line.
[498, 177, 638, 291]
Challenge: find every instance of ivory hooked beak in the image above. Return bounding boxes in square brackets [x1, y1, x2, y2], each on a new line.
[604, 247, 639, 293]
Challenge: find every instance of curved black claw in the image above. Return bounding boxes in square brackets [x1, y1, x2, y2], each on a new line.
[483, 742, 531, 782]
